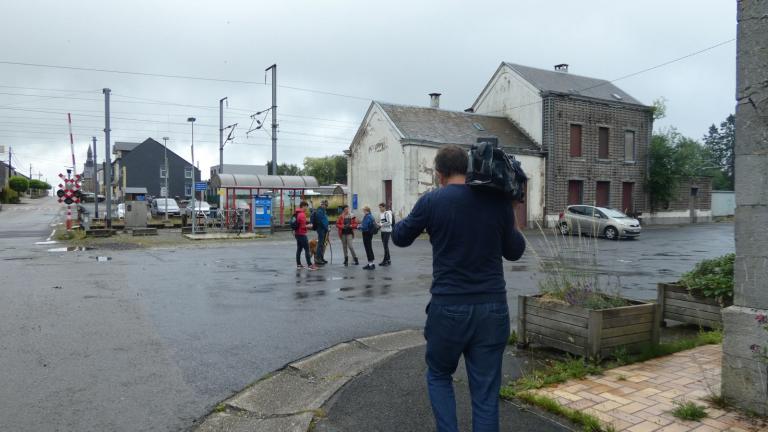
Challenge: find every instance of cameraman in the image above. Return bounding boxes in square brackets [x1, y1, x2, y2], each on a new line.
[392, 144, 525, 432]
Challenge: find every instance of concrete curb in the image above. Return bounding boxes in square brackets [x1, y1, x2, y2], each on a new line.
[194, 329, 425, 432]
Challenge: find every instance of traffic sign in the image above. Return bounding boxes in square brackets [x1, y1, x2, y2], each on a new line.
[194, 182, 207, 191]
[160, 186, 168, 197]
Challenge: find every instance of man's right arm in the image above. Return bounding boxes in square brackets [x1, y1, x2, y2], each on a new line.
[392, 194, 429, 247]
[502, 203, 526, 261]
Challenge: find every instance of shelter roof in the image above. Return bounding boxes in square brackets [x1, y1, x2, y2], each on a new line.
[211, 174, 319, 189]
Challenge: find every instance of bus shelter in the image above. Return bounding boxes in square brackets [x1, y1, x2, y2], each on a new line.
[210, 173, 319, 231]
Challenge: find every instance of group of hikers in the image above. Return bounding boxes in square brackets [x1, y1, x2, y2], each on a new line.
[291, 200, 394, 270]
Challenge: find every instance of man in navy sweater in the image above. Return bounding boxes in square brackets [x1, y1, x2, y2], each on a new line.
[393, 145, 525, 432]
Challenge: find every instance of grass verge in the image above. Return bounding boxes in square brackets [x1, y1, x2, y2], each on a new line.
[506, 391, 614, 432]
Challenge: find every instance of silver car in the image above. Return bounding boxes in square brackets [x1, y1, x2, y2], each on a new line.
[558, 205, 641, 240]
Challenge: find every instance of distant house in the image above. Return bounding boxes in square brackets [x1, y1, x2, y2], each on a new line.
[108, 138, 200, 202]
[1, 161, 28, 196]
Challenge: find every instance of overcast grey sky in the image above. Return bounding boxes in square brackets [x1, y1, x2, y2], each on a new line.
[0, 0, 736, 184]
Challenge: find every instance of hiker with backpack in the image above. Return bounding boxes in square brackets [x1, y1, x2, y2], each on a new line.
[313, 200, 330, 265]
[359, 206, 377, 270]
[378, 203, 394, 266]
[291, 201, 317, 270]
[336, 205, 359, 266]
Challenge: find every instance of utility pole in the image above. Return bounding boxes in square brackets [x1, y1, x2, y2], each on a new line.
[162, 136, 169, 221]
[5, 147, 10, 199]
[266, 64, 277, 176]
[92, 136, 98, 219]
[103, 88, 112, 228]
[187, 117, 196, 234]
[219, 97, 227, 174]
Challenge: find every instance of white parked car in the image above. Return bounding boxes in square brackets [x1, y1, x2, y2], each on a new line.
[150, 198, 181, 216]
[182, 200, 212, 217]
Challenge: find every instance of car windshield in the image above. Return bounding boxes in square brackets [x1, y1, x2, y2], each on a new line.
[156, 199, 177, 207]
[600, 208, 630, 218]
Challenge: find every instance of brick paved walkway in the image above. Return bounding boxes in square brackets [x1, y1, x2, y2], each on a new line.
[531, 345, 767, 431]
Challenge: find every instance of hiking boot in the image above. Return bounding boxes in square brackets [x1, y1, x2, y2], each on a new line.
[344, 257, 348, 266]
[353, 257, 359, 265]
[363, 264, 376, 270]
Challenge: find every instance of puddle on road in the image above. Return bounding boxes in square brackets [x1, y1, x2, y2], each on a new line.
[47, 246, 93, 252]
[35, 241, 58, 245]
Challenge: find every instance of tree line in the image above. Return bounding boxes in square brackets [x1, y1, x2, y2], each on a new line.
[648, 100, 734, 211]
[265, 155, 347, 185]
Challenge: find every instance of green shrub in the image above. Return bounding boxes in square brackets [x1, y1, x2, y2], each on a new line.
[9, 176, 29, 194]
[679, 253, 734, 304]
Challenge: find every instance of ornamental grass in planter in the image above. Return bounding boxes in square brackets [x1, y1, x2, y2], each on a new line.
[658, 253, 734, 329]
[518, 226, 660, 359]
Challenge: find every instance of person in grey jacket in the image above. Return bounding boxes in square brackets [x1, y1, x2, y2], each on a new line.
[378, 203, 393, 266]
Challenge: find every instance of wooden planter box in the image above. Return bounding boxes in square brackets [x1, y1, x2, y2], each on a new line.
[657, 283, 725, 329]
[517, 295, 660, 358]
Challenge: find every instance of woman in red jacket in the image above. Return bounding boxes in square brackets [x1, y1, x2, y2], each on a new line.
[336, 205, 359, 266]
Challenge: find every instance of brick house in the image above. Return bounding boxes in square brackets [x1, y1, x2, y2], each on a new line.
[471, 62, 654, 226]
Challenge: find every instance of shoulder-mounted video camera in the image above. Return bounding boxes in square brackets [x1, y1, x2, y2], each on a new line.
[466, 139, 528, 202]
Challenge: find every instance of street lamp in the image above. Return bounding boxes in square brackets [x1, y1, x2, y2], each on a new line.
[162, 136, 169, 222]
[187, 117, 196, 234]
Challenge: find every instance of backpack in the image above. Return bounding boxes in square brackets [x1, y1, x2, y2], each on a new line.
[289, 214, 298, 231]
[370, 216, 380, 235]
[309, 210, 318, 231]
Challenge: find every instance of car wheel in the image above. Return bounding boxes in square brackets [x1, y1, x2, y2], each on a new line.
[604, 226, 619, 240]
[559, 222, 569, 235]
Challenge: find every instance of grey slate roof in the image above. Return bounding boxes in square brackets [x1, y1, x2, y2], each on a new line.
[504, 63, 644, 105]
[114, 141, 141, 152]
[377, 102, 539, 153]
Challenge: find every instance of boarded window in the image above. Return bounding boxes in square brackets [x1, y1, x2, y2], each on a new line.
[598, 127, 610, 159]
[568, 180, 583, 205]
[596, 181, 610, 207]
[570, 124, 582, 157]
[622, 182, 634, 214]
[624, 131, 635, 161]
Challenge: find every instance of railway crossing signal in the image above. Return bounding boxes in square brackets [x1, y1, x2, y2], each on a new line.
[56, 172, 82, 205]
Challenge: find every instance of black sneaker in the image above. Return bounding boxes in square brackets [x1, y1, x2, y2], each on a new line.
[353, 258, 359, 265]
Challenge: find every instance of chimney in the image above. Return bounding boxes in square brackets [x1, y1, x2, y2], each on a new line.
[429, 93, 441, 108]
[554, 63, 569, 73]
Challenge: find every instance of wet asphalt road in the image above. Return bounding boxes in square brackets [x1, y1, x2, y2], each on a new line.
[0, 197, 734, 432]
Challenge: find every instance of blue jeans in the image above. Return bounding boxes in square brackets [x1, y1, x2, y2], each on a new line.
[424, 302, 510, 432]
[316, 228, 328, 261]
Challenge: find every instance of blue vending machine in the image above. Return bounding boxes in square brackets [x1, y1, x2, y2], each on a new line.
[252, 195, 272, 229]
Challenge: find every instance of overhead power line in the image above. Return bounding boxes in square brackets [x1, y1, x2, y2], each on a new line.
[0, 60, 371, 100]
